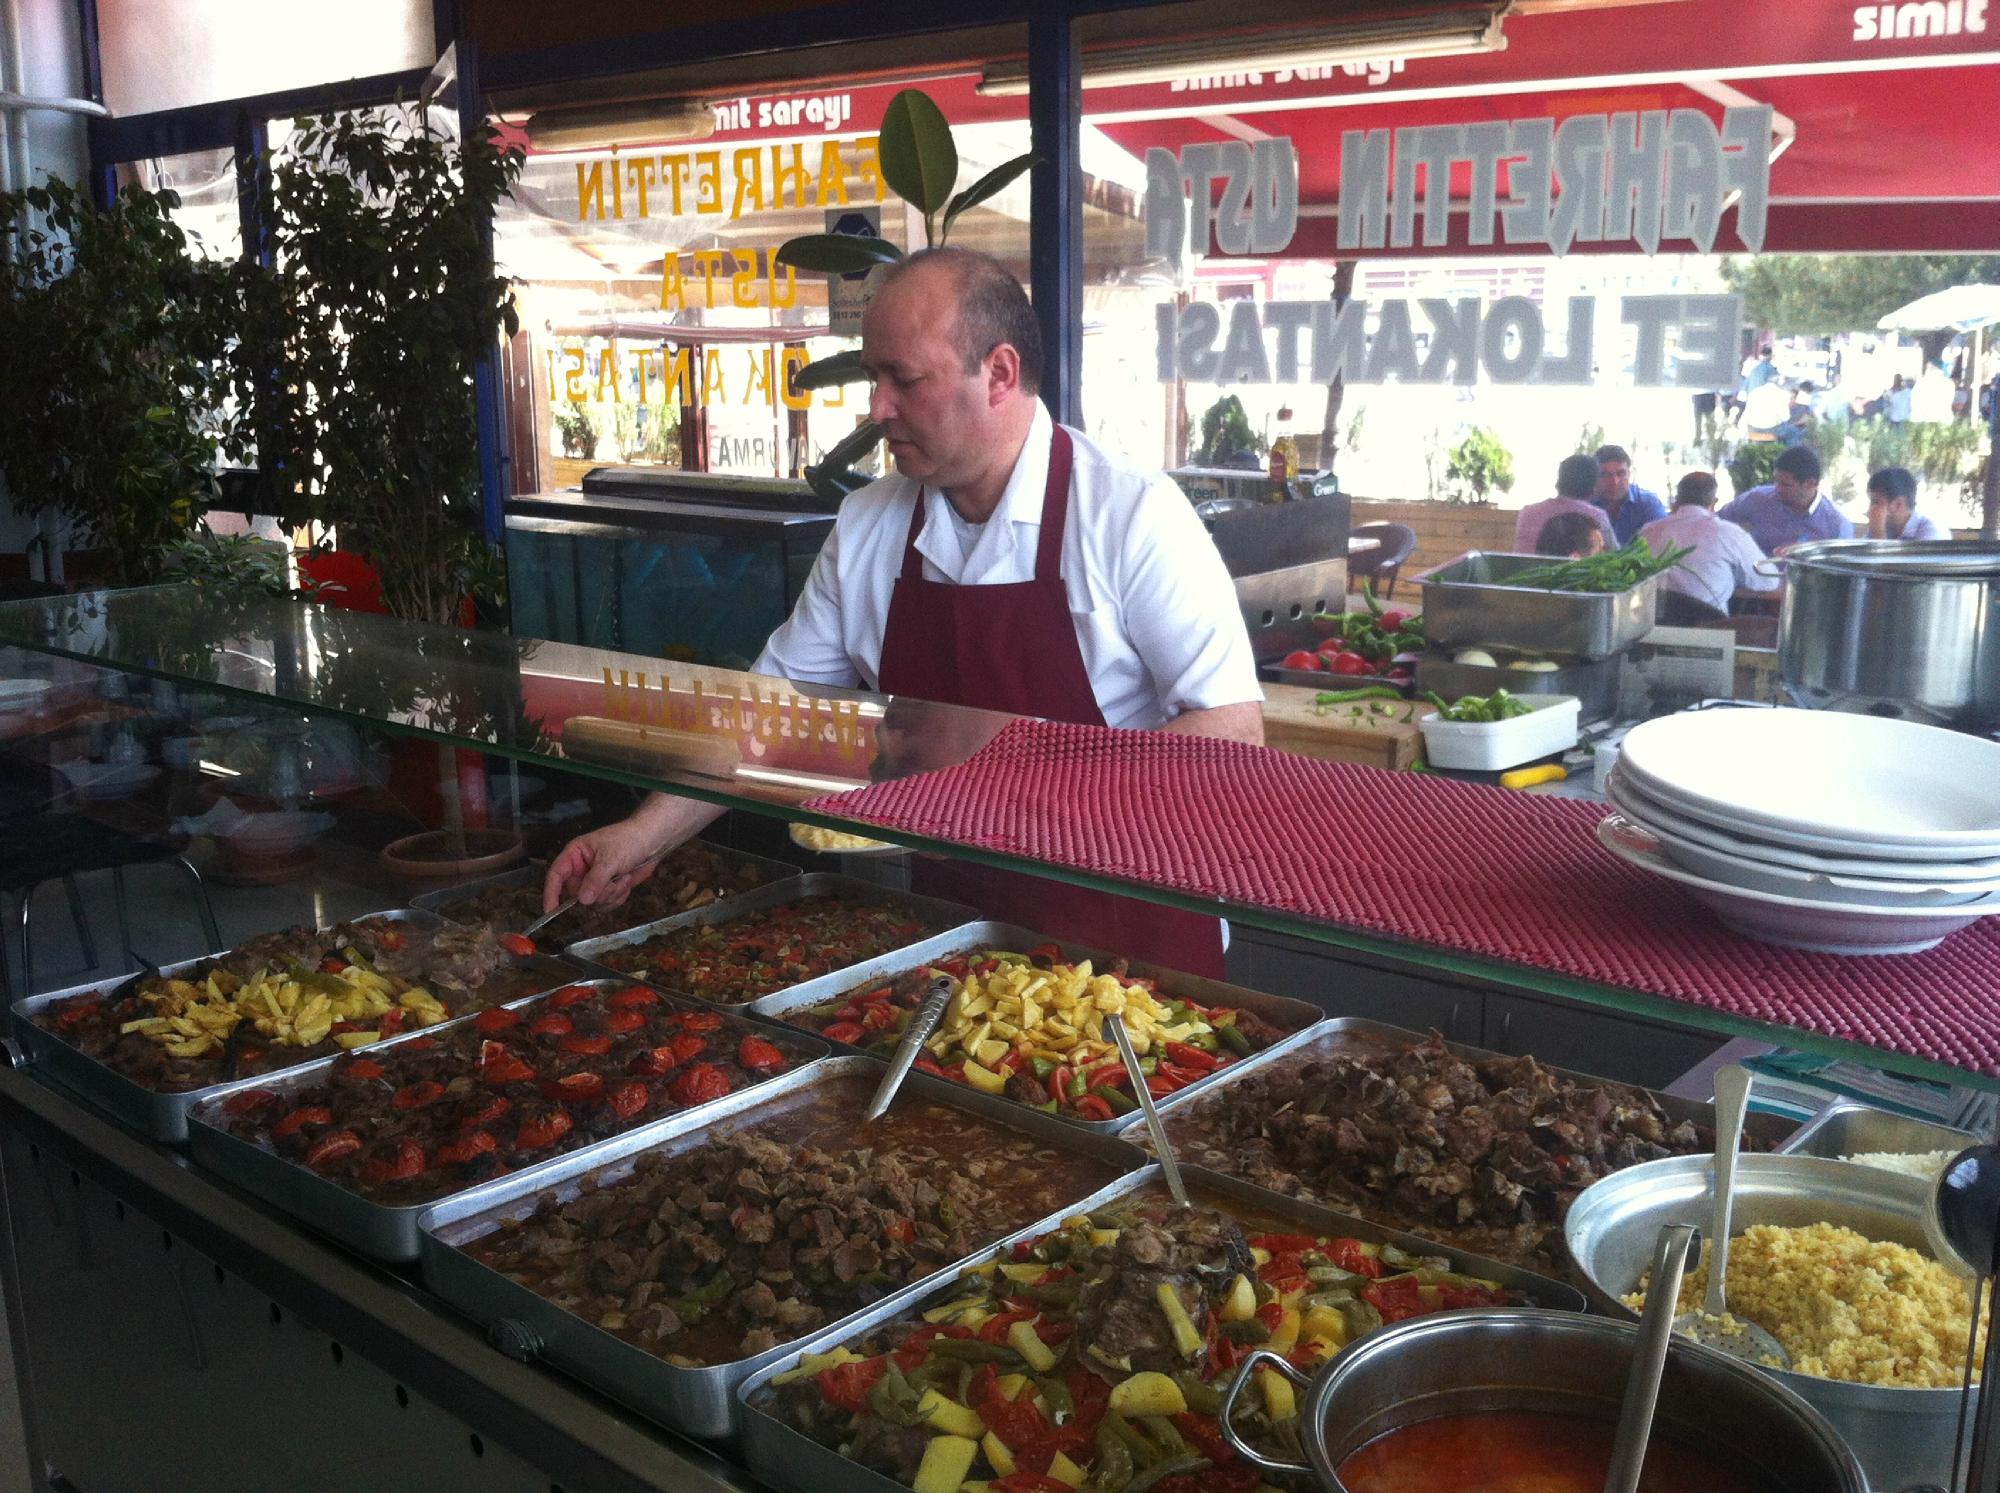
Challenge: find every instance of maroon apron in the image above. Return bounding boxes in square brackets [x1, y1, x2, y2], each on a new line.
[875, 426, 1226, 977]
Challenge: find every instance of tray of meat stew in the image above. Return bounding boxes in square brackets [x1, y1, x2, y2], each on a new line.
[565, 873, 976, 1007]
[11, 911, 576, 1143]
[186, 978, 828, 1260]
[738, 1163, 1583, 1493]
[413, 840, 802, 950]
[416, 1058, 1144, 1440]
[1141, 1018, 1799, 1270]
[754, 922, 1323, 1133]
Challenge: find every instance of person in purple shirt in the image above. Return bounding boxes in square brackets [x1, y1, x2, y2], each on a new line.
[1515, 454, 1618, 554]
[1590, 444, 1668, 546]
[1717, 445, 1854, 555]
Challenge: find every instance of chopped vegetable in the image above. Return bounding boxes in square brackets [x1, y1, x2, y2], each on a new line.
[1424, 689, 1536, 724]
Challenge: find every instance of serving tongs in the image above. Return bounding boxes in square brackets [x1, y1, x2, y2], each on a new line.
[520, 898, 575, 940]
[862, 973, 956, 1123]
[1105, 1012, 1190, 1208]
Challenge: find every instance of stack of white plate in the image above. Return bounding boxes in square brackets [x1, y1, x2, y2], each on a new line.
[1595, 708, 2000, 954]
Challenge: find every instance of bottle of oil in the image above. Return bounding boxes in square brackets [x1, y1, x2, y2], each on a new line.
[1266, 405, 1300, 501]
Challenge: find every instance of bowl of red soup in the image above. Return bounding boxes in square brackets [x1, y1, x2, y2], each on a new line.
[1218, 1308, 1865, 1493]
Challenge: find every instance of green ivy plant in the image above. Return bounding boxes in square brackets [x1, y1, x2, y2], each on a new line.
[1444, 426, 1516, 506]
[772, 90, 1038, 500]
[1193, 394, 1265, 467]
[0, 180, 238, 584]
[231, 104, 524, 625]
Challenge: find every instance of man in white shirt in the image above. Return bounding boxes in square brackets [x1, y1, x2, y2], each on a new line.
[1866, 466, 1948, 542]
[1885, 375, 1913, 426]
[1639, 471, 1780, 621]
[545, 248, 1262, 973]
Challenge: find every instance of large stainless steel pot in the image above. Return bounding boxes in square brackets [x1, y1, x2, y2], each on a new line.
[1218, 1309, 1866, 1493]
[1780, 540, 2000, 733]
[1567, 1153, 1974, 1493]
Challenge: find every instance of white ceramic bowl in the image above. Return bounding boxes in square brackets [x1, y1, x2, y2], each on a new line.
[1596, 814, 2000, 954]
[1618, 708, 2000, 852]
[0, 679, 54, 715]
[215, 809, 334, 856]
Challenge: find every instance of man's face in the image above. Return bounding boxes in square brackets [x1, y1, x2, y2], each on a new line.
[1773, 469, 1818, 512]
[1595, 460, 1631, 505]
[861, 268, 995, 489]
[1867, 490, 1910, 539]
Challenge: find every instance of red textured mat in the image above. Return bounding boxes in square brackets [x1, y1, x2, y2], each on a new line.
[803, 719, 2000, 1076]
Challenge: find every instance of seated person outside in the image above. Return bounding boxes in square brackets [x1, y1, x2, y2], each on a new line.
[1514, 454, 1618, 554]
[1717, 446, 1854, 555]
[1866, 466, 1949, 542]
[1535, 511, 1608, 559]
[1640, 471, 1780, 623]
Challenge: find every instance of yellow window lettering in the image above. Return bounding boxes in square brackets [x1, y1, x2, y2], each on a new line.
[779, 347, 812, 411]
[730, 148, 766, 219]
[770, 143, 811, 210]
[701, 348, 726, 403]
[694, 151, 723, 213]
[816, 139, 849, 206]
[663, 155, 691, 215]
[597, 350, 619, 401]
[768, 251, 798, 310]
[625, 157, 659, 219]
[664, 347, 695, 402]
[576, 160, 607, 221]
[658, 254, 684, 310]
[746, 347, 773, 406]
[690, 249, 726, 307]
[730, 250, 759, 308]
[609, 147, 624, 219]
[853, 135, 886, 203]
[563, 346, 586, 401]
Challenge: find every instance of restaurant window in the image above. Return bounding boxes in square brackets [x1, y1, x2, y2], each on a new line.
[95, 0, 434, 117]
[1074, 1, 1999, 533]
[114, 147, 243, 261]
[488, 35, 1031, 486]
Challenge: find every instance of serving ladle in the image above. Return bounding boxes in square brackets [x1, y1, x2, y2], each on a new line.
[1673, 1064, 1791, 1369]
[1106, 1012, 1190, 1207]
[1604, 1223, 1699, 1493]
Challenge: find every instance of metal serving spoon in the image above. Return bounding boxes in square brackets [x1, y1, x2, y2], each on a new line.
[863, 974, 955, 1123]
[1106, 1012, 1190, 1208]
[1674, 1065, 1791, 1368]
[1604, 1223, 1700, 1493]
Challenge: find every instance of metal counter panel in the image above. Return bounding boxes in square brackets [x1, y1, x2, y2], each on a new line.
[417, 1057, 1146, 1441]
[746, 920, 1327, 1133]
[1776, 1097, 1980, 1162]
[185, 978, 830, 1262]
[734, 1162, 1587, 1493]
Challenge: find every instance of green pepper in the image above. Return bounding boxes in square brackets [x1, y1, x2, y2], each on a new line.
[937, 1195, 957, 1229]
[1174, 1373, 1223, 1416]
[1030, 1056, 1057, 1080]
[1090, 1427, 1136, 1491]
[1089, 1085, 1138, 1115]
[1214, 1021, 1252, 1056]
[1312, 686, 1404, 709]
[1220, 1317, 1272, 1343]
[1125, 1454, 1210, 1493]
[1105, 1411, 1159, 1464]
[1068, 1071, 1090, 1100]
[1038, 1374, 1074, 1421]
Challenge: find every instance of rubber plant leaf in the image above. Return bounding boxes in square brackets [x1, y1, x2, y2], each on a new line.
[775, 234, 905, 275]
[878, 90, 959, 234]
[940, 154, 1040, 244]
[790, 349, 868, 393]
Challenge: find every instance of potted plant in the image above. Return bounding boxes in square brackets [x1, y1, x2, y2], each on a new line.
[0, 180, 238, 585]
[773, 90, 1038, 500]
[1444, 426, 1516, 506]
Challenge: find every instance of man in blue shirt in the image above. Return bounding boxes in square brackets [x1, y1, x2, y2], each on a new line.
[1718, 445, 1855, 555]
[1591, 445, 1668, 546]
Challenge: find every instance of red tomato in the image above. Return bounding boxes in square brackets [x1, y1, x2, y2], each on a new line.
[357, 1138, 427, 1185]
[1330, 653, 1373, 676]
[528, 1013, 573, 1038]
[497, 932, 536, 958]
[675, 1010, 724, 1033]
[341, 1059, 386, 1082]
[1280, 650, 1322, 671]
[557, 1033, 613, 1056]
[1380, 610, 1409, 631]
[815, 1357, 887, 1414]
[821, 1021, 865, 1045]
[668, 1063, 731, 1108]
[600, 1009, 648, 1033]
[391, 1081, 445, 1111]
[481, 1050, 535, 1086]
[303, 1129, 362, 1170]
[271, 1106, 332, 1140]
[474, 1007, 523, 1034]
[462, 1095, 511, 1127]
[1363, 1274, 1428, 1323]
[222, 1088, 278, 1117]
[375, 1008, 407, 1037]
[608, 986, 659, 1009]
[513, 1109, 573, 1151]
[548, 984, 597, 1008]
[737, 1036, 787, 1072]
[435, 1130, 497, 1166]
[605, 1080, 649, 1119]
[545, 1073, 604, 1103]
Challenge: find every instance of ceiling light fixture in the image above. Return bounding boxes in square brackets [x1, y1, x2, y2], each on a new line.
[977, 7, 1509, 96]
[522, 100, 717, 153]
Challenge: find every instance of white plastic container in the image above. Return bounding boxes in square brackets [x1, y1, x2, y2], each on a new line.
[1419, 694, 1580, 772]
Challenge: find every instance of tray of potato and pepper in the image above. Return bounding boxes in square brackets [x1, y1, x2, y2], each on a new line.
[738, 1166, 1583, 1493]
[185, 977, 828, 1261]
[10, 909, 575, 1143]
[750, 923, 1322, 1133]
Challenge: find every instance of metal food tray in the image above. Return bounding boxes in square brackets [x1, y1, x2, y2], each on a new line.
[1415, 650, 1622, 725]
[4, 910, 577, 1145]
[184, 979, 831, 1262]
[1419, 550, 1661, 660]
[1260, 662, 1412, 694]
[746, 920, 1328, 1134]
[1775, 1097, 1981, 1163]
[564, 872, 979, 1005]
[417, 1056, 1146, 1442]
[735, 1161, 1588, 1493]
[411, 842, 804, 933]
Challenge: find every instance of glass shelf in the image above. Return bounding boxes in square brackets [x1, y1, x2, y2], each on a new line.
[2, 584, 1992, 1095]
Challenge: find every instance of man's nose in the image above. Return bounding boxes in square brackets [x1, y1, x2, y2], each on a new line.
[868, 383, 895, 423]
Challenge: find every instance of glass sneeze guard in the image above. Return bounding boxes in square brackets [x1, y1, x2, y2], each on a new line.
[2, 583, 1992, 1095]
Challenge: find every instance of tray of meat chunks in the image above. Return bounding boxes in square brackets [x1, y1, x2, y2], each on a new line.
[1139, 1019, 1799, 1271]
[11, 910, 576, 1143]
[415, 1057, 1145, 1441]
[413, 840, 801, 952]
[737, 1163, 1584, 1493]
[751, 923, 1323, 1134]
[564, 873, 976, 1007]
[185, 977, 827, 1260]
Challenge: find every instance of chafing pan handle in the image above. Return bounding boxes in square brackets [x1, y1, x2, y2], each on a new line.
[1217, 1348, 1313, 1475]
[489, 1317, 544, 1362]
[0, 1037, 23, 1070]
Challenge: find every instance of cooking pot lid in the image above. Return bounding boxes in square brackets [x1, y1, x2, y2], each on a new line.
[1789, 539, 2000, 579]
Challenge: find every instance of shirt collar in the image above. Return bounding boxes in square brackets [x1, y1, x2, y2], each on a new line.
[913, 401, 1052, 575]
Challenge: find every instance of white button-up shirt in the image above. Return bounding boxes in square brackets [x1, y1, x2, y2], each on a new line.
[756, 403, 1261, 730]
[1638, 504, 1780, 614]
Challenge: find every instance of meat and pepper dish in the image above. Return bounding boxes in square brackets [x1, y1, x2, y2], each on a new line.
[759, 1188, 1519, 1493]
[1165, 1033, 1733, 1268]
[33, 918, 550, 1093]
[211, 981, 812, 1205]
[432, 844, 782, 946]
[783, 946, 1296, 1120]
[592, 894, 947, 1005]
[457, 1075, 1123, 1366]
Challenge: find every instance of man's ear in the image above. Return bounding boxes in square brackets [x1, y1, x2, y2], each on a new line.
[985, 342, 1023, 407]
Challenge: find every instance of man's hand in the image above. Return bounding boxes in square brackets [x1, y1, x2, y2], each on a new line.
[544, 793, 727, 910]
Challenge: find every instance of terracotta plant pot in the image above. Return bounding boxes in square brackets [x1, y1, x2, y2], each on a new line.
[378, 828, 525, 879]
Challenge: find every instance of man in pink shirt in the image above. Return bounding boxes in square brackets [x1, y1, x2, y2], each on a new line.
[1514, 454, 1618, 554]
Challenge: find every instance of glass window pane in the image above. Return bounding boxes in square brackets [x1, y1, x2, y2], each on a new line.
[114, 148, 242, 261]
[98, 0, 432, 117]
